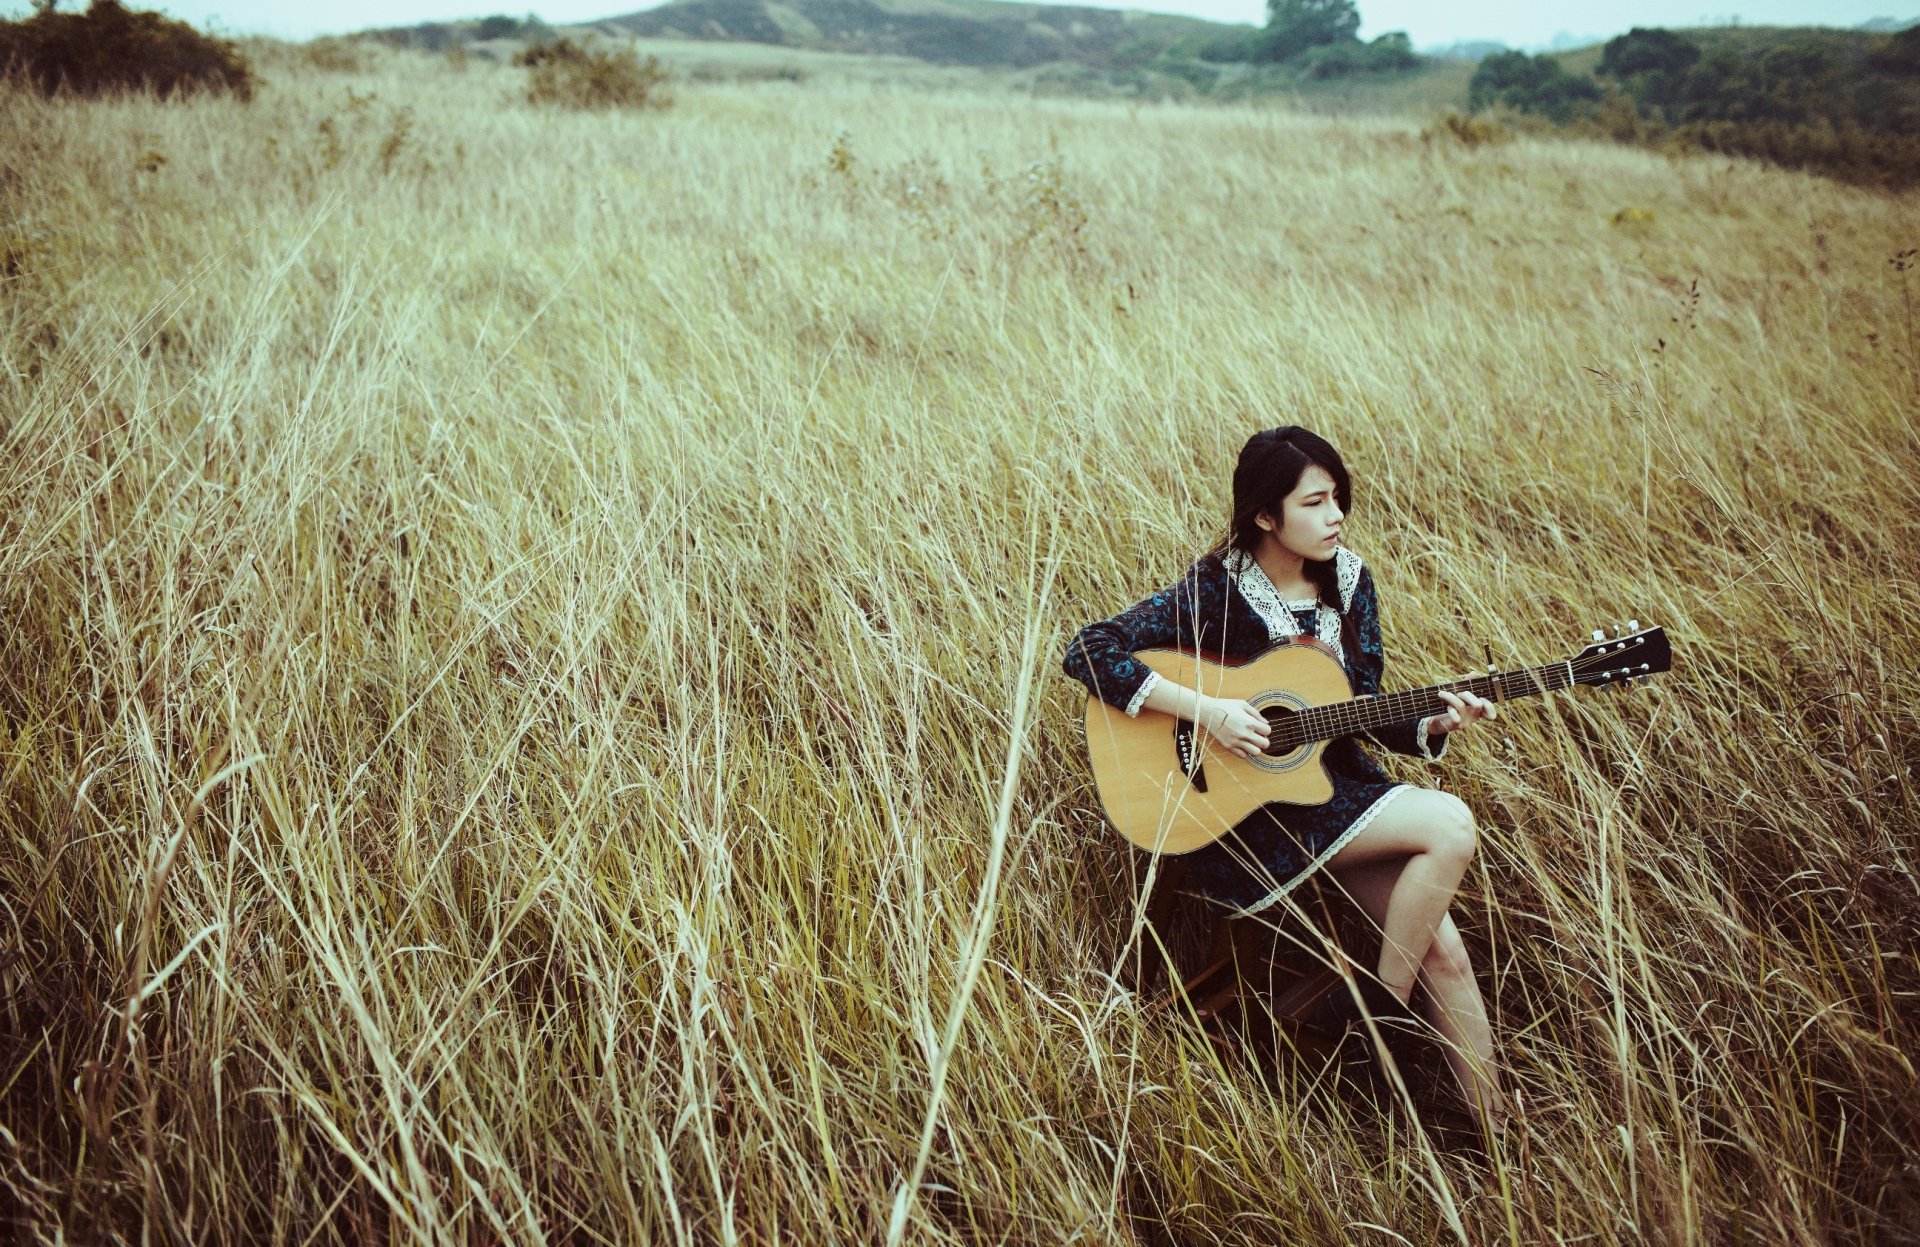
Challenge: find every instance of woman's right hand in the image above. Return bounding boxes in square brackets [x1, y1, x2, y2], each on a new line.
[1200, 696, 1270, 760]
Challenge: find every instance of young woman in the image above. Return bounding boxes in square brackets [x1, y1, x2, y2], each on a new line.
[1063, 426, 1509, 1136]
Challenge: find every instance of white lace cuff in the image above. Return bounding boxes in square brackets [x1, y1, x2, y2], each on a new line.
[1415, 715, 1450, 761]
[1124, 670, 1161, 718]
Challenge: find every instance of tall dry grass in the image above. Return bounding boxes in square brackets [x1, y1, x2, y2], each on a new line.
[1, 47, 1916, 1246]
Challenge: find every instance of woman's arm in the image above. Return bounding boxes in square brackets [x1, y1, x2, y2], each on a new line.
[1062, 571, 1197, 717]
[1137, 676, 1271, 760]
[1062, 564, 1271, 757]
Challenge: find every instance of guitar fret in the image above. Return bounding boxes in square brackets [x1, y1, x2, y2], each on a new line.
[1278, 662, 1571, 749]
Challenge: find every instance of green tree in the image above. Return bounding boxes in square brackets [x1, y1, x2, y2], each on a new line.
[1363, 31, 1416, 71]
[1598, 27, 1700, 79]
[0, 0, 254, 98]
[1469, 49, 1601, 123]
[1866, 25, 1920, 76]
[1298, 31, 1419, 78]
[472, 14, 526, 40]
[1599, 28, 1702, 114]
[1257, 0, 1358, 63]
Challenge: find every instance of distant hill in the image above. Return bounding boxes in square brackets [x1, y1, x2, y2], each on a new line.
[1547, 22, 1917, 88]
[363, 0, 1460, 100]
[1471, 23, 1920, 187]
[353, 6, 1920, 133]
[593, 0, 1241, 70]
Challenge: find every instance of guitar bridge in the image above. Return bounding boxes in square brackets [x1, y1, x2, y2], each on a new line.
[1173, 719, 1209, 793]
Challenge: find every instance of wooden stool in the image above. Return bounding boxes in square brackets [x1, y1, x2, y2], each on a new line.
[1142, 872, 1370, 1055]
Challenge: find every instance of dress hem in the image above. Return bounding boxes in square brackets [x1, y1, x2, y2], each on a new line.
[1226, 783, 1412, 919]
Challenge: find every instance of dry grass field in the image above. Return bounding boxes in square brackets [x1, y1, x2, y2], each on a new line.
[2, 42, 1917, 1246]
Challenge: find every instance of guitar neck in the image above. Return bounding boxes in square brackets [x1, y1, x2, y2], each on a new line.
[1288, 661, 1575, 747]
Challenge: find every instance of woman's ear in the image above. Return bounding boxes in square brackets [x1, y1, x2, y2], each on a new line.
[1254, 509, 1275, 534]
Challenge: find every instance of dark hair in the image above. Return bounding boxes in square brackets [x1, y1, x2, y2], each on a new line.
[1212, 426, 1358, 645]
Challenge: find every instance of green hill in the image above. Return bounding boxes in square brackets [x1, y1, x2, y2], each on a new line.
[597, 0, 1238, 69]
[353, 8, 1920, 136]
[1469, 24, 1920, 187]
[1552, 22, 1908, 74]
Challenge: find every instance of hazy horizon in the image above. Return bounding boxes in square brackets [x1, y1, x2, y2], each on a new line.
[7, 0, 1915, 49]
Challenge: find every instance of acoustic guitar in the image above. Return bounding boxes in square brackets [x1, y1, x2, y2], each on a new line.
[1083, 624, 1672, 853]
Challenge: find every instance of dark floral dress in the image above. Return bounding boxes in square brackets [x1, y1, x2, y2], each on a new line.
[1063, 547, 1447, 915]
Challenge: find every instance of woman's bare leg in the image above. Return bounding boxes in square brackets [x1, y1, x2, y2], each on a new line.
[1324, 789, 1477, 1001]
[1332, 856, 1508, 1130]
[1419, 919, 1507, 1129]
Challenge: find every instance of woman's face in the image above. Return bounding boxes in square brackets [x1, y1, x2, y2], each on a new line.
[1258, 464, 1344, 563]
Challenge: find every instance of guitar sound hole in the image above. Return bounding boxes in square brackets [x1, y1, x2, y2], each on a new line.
[1261, 705, 1304, 755]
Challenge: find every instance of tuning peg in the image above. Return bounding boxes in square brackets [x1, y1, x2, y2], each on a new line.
[1627, 619, 1640, 632]
[1592, 630, 1605, 642]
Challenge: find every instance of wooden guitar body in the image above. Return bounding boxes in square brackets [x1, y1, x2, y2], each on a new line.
[1083, 640, 1352, 855]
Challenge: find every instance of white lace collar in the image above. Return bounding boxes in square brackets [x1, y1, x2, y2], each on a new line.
[1222, 546, 1363, 656]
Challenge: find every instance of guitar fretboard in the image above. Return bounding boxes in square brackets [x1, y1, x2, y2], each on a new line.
[1272, 661, 1574, 750]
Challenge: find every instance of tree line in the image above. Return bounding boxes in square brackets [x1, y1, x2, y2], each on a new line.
[1468, 25, 1920, 187]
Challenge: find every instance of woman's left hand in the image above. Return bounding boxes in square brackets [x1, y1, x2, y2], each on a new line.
[1430, 688, 1498, 735]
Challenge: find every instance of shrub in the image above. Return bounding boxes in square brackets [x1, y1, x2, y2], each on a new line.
[1672, 115, 1920, 190]
[1255, 0, 1358, 64]
[1196, 30, 1264, 64]
[1362, 31, 1418, 72]
[301, 35, 367, 73]
[369, 22, 452, 52]
[1598, 28, 1701, 80]
[1468, 50, 1601, 124]
[1422, 111, 1512, 148]
[474, 14, 539, 41]
[1581, 87, 1658, 143]
[1598, 28, 1703, 114]
[514, 37, 670, 110]
[1298, 30, 1419, 79]
[1866, 25, 1920, 76]
[0, 0, 254, 100]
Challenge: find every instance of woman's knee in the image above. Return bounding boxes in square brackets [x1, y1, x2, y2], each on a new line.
[1424, 793, 1477, 867]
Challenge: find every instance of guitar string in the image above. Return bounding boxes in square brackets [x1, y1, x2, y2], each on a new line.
[1271, 647, 1643, 748]
[1293, 665, 1560, 731]
[1267, 668, 1567, 752]
[1259, 640, 1652, 752]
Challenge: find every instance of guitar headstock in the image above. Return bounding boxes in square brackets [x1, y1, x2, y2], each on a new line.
[1568, 621, 1671, 689]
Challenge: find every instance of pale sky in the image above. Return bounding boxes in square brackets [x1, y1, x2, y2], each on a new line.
[12, 0, 1915, 49]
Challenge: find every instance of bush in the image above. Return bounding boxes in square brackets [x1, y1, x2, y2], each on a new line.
[1195, 30, 1264, 64]
[1298, 30, 1419, 79]
[474, 14, 542, 41]
[1580, 87, 1658, 143]
[1255, 0, 1358, 64]
[369, 22, 452, 52]
[1422, 111, 1511, 148]
[1598, 28, 1702, 114]
[1598, 28, 1701, 80]
[515, 37, 670, 110]
[1468, 50, 1601, 123]
[1362, 31, 1418, 72]
[0, 0, 254, 99]
[1866, 25, 1920, 76]
[1673, 115, 1920, 189]
[301, 35, 368, 73]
